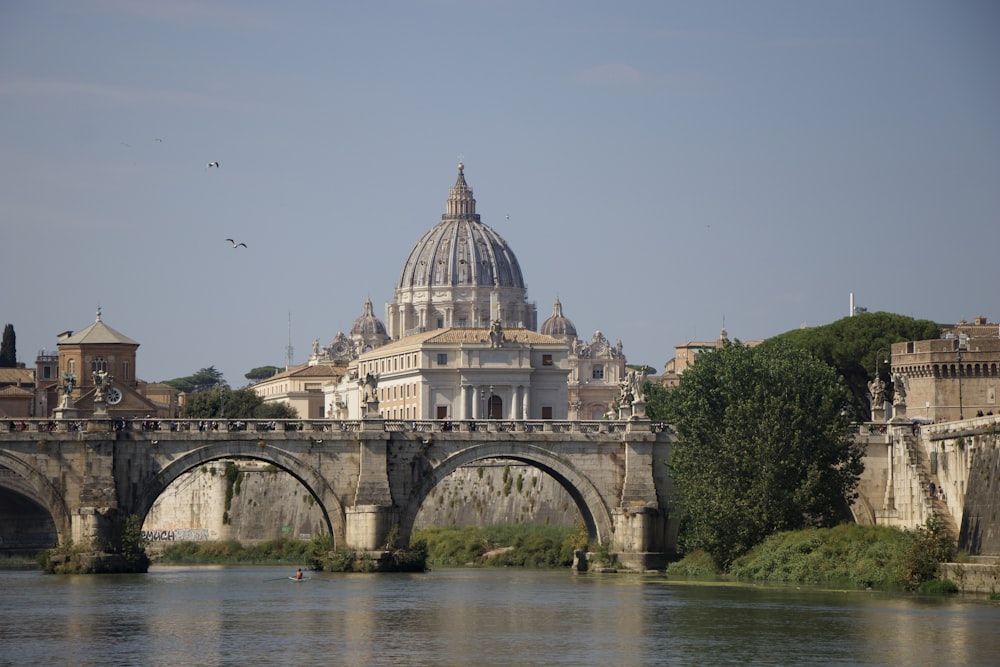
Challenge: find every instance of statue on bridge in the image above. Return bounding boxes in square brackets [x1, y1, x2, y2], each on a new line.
[868, 376, 886, 411]
[619, 368, 647, 407]
[359, 372, 379, 404]
[892, 373, 907, 408]
[61, 371, 77, 397]
[92, 370, 110, 404]
[617, 368, 648, 419]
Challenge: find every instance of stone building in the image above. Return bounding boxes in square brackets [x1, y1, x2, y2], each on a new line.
[890, 316, 999, 422]
[325, 323, 569, 421]
[0, 368, 36, 418]
[654, 327, 736, 389]
[38, 309, 168, 419]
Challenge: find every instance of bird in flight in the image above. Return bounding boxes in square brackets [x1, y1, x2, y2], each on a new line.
[225, 238, 247, 248]
[207, 161, 220, 168]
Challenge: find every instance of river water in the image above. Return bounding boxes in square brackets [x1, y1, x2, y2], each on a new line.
[1, 566, 998, 666]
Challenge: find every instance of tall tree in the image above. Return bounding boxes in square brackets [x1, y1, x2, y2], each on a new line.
[0, 323, 16, 367]
[665, 340, 864, 569]
[182, 385, 297, 419]
[765, 312, 940, 419]
[245, 365, 282, 384]
[162, 366, 226, 393]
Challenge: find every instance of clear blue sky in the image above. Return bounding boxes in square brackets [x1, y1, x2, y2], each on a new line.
[2, 1, 998, 385]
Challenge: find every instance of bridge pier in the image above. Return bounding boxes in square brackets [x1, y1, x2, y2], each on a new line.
[612, 506, 667, 570]
[345, 505, 398, 550]
[347, 416, 399, 550]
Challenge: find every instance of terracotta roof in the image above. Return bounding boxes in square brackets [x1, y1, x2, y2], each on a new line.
[0, 385, 34, 398]
[60, 316, 138, 345]
[0, 368, 34, 384]
[265, 364, 346, 381]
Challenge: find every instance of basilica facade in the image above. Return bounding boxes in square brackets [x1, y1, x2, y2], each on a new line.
[259, 163, 627, 421]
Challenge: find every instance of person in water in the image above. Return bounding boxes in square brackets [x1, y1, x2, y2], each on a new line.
[295, 568, 303, 580]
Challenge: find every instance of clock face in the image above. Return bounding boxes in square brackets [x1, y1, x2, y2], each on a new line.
[106, 387, 123, 405]
[333, 342, 348, 356]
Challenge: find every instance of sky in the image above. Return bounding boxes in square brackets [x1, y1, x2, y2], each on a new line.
[2, 1, 998, 386]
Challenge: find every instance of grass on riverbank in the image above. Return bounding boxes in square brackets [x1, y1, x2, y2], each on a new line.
[413, 524, 585, 568]
[668, 519, 958, 593]
[151, 524, 583, 570]
[155, 537, 314, 565]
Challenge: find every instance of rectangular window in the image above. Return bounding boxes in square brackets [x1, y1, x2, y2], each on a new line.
[592, 366, 604, 380]
[43, 366, 52, 379]
[122, 361, 130, 380]
[437, 353, 448, 365]
[542, 406, 553, 420]
[437, 405, 448, 419]
[542, 354, 553, 366]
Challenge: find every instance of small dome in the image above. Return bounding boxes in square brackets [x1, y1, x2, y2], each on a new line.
[350, 298, 387, 337]
[540, 298, 577, 339]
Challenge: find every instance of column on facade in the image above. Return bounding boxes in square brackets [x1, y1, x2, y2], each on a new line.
[460, 385, 469, 420]
[509, 387, 518, 420]
[521, 386, 530, 420]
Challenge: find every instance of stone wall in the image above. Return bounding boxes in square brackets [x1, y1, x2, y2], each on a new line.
[142, 460, 579, 544]
[958, 443, 1000, 554]
[142, 462, 328, 544]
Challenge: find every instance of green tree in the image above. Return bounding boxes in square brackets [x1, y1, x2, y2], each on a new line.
[643, 381, 671, 421]
[163, 366, 226, 393]
[666, 340, 864, 569]
[765, 312, 939, 420]
[0, 323, 16, 367]
[245, 365, 282, 384]
[182, 385, 297, 419]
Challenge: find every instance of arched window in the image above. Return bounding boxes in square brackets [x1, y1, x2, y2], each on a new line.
[92, 357, 108, 373]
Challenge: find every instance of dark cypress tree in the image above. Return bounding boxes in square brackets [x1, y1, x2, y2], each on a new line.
[0, 324, 16, 368]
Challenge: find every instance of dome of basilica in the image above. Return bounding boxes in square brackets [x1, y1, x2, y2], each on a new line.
[396, 163, 526, 292]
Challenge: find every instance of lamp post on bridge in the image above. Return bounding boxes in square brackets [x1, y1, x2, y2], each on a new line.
[875, 347, 889, 380]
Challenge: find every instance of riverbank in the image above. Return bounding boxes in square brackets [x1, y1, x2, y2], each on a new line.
[667, 522, 964, 594]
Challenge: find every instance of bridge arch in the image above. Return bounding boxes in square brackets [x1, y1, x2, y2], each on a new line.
[397, 441, 614, 546]
[134, 442, 346, 546]
[0, 450, 73, 544]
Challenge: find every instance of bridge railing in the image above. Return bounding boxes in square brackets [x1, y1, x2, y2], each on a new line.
[2, 417, 671, 436]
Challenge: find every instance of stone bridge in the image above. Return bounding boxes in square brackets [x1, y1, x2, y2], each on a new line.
[5, 415, 996, 569]
[0, 417, 676, 570]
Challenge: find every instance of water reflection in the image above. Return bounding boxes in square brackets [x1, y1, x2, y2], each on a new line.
[1, 568, 999, 666]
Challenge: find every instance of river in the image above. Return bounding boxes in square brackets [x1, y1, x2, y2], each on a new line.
[1, 566, 998, 666]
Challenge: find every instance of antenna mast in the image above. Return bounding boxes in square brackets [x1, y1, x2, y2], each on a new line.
[286, 312, 294, 369]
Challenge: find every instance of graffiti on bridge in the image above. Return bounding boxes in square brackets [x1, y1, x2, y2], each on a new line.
[141, 528, 211, 542]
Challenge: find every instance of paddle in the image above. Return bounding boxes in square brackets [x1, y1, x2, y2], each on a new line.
[264, 576, 293, 582]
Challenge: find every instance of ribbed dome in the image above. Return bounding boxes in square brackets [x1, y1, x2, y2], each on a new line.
[396, 163, 527, 291]
[350, 298, 387, 337]
[540, 298, 577, 339]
